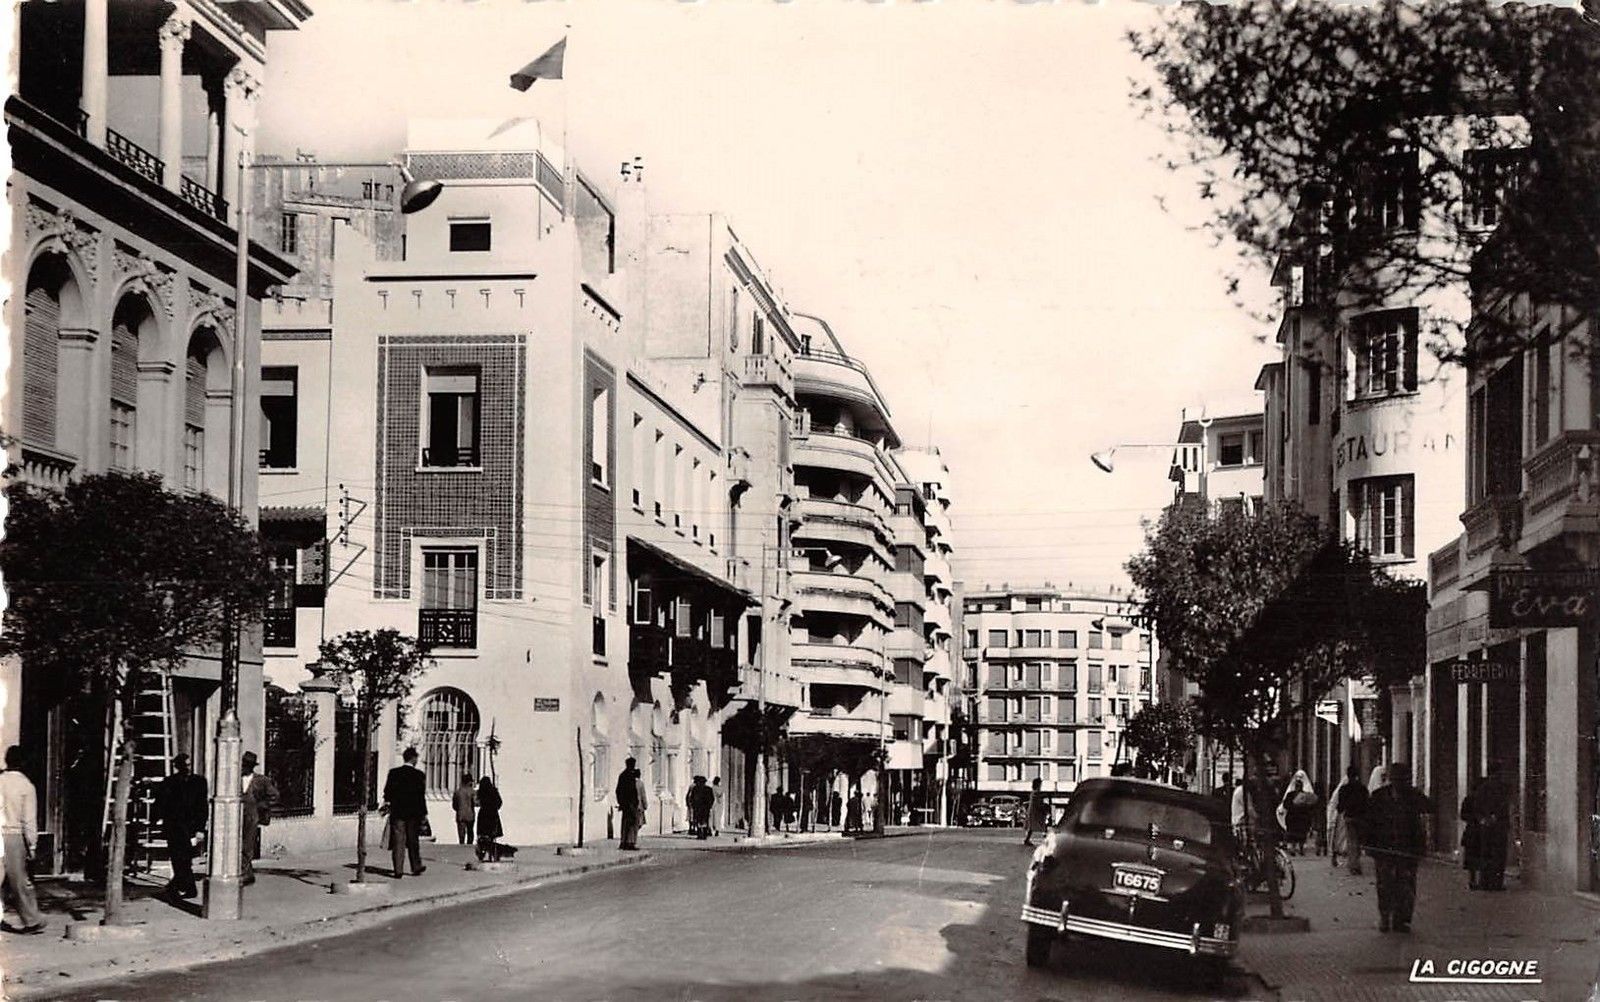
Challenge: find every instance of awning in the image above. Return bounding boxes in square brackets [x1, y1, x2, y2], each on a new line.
[627, 537, 755, 606]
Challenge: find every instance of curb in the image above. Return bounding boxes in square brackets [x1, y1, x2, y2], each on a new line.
[4, 852, 654, 1000]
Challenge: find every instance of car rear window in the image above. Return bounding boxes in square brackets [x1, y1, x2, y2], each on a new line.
[1066, 791, 1217, 846]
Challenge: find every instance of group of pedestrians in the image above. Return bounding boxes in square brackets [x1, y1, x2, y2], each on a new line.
[767, 788, 856, 833]
[448, 768, 508, 863]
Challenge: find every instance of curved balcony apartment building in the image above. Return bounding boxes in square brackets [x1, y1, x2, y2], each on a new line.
[784, 316, 956, 819]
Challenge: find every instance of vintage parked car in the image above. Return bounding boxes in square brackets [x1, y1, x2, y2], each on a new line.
[985, 795, 1023, 827]
[1021, 777, 1243, 969]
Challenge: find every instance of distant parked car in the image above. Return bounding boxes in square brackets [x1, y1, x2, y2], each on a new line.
[987, 795, 1023, 827]
[1021, 777, 1243, 971]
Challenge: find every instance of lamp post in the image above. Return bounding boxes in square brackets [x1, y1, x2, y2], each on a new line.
[203, 155, 442, 921]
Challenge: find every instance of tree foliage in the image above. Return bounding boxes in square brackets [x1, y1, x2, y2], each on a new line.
[1122, 700, 1198, 778]
[0, 473, 273, 919]
[1131, 0, 1600, 365]
[312, 629, 435, 882]
[1126, 502, 1421, 753]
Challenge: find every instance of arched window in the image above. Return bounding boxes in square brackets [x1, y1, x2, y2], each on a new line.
[417, 688, 480, 797]
[22, 268, 62, 447]
[109, 296, 154, 471]
[184, 342, 207, 492]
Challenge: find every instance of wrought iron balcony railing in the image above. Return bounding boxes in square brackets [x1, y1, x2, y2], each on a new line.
[421, 445, 480, 468]
[106, 127, 164, 185]
[419, 608, 477, 649]
[180, 175, 228, 221]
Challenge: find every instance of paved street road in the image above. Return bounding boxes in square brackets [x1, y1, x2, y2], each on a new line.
[46, 830, 1259, 1002]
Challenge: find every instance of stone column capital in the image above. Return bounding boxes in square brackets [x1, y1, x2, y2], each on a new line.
[158, 15, 192, 52]
[225, 66, 259, 97]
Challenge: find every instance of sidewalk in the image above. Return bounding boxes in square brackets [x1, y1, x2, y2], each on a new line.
[639, 825, 933, 852]
[1237, 852, 1600, 1001]
[0, 839, 652, 1000]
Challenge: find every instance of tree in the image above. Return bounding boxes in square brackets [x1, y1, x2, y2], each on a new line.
[312, 629, 434, 883]
[0, 473, 273, 922]
[1127, 501, 1420, 917]
[1130, 0, 1600, 367]
[1122, 700, 1198, 781]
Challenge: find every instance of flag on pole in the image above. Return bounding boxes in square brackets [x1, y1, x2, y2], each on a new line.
[511, 37, 566, 91]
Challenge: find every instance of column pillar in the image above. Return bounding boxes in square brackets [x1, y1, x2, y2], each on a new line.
[220, 68, 258, 227]
[80, 0, 108, 145]
[300, 674, 339, 820]
[205, 84, 223, 199]
[157, 17, 191, 193]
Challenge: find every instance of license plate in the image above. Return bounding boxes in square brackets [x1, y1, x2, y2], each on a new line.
[1113, 868, 1163, 895]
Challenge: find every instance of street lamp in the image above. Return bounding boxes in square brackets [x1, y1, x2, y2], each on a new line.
[204, 155, 441, 921]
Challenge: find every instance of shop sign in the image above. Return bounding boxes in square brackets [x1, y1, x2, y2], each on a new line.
[1448, 658, 1520, 685]
[1315, 700, 1341, 726]
[1334, 429, 1455, 471]
[1487, 569, 1600, 629]
[533, 697, 561, 712]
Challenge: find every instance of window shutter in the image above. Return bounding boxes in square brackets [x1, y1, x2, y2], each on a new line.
[186, 355, 207, 426]
[1402, 312, 1419, 391]
[1402, 479, 1416, 559]
[111, 323, 138, 404]
[23, 287, 59, 445]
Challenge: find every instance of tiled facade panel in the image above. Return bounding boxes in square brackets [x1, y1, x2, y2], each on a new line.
[582, 353, 617, 607]
[373, 334, 526, 599]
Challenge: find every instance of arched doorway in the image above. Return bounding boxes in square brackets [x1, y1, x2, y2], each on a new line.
[416, 688, 481, 797]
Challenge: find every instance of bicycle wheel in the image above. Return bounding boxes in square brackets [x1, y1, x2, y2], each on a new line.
[1274, 848, 1296, 901]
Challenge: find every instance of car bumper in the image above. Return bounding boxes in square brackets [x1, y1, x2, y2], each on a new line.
[1021, 903, 1237, 958]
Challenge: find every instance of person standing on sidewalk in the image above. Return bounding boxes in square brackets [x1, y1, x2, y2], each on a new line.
[1364, 762, 1433, 933]
[1022, 778, 1049, 847]
[475, 776, 505, 861]
[240, 751, 278, 886]
[0, 747, 45, 934]
[687, 776, 714, 839]
[1329, 765, 1368, 875]
[452, 772, 477, 846]
[381, 747, 427, 879]
[616, 758, 646, 850]
[154, 753, 208, 900]
[710, 776, 724, 837]
[1469, 764, 1512, 891]
[829, 789, 843, 829]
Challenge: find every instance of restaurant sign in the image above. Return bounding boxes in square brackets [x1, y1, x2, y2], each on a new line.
[1488, 569, 1600, 629]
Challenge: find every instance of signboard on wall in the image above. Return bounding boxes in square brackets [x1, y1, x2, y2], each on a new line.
[533, 698, 561, 712]
[1488, 569, 1600, 629]
[1448, 658, 1520, 686]
[1315, 700, 1341, 726]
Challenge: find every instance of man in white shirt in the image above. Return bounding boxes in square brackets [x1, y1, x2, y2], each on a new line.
[0, 746, 46, 932]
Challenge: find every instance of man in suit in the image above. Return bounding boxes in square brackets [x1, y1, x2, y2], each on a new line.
[240, 751, 277, 886]
[615, 758, 646, 850]
[154, 753, 208, 899]
[382, 747, 428, 878]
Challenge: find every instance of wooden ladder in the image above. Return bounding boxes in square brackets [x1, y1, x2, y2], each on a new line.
[102, 672, 176, 874]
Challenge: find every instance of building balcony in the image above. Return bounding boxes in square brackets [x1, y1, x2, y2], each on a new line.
[793, 497, 891, 553]
[886, 685, 925, 717]
[791, 641, 884, 674]
[1429, 535, 1464, 596]
[791, 569, 893, 624]
[179, 175, 228, 221]
[732, 665, 802, 710]
[1520, 429, 1600, 550]
[6, 441, 76, 492]
[1458, 492, 1524, 590]
[791, 708, 883, 739]
[105, 126, 164, 186]
[421, 444, 481, 469]
[793, 432, 896, 488]
[793, 350, 891, 423]
[419, 608, 477, 650]
[742, 352, 793, 391]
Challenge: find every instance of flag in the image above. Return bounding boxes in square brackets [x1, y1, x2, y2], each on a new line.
[511, 37, 566, 91]
[1345, 680, 1363, 742]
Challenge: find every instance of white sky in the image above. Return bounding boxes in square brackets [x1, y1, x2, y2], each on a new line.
[255, 0, 1278, 594]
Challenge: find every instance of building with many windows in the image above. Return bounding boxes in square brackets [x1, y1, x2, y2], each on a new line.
[960, 587, 1155, 808]
[3, 0, 307, 872]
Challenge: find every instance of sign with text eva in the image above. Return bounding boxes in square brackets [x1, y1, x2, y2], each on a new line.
[1488, 569, 1600, 629]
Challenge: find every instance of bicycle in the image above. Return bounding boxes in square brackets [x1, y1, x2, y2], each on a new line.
[1235, 824, 1296, 902]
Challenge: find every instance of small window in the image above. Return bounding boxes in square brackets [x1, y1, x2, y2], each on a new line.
[1354, 310, 1419, 399]
[280, 212, 298, 255]
[987, 629, 1007, 648]
[1218, 433, 1245, 467]
[449, 219, 492, 253]
[589, 385, 610, 487]
[673, 597, 692, 638]
[1352, 474, 1415, 560]
[422, 368, 480, 468]
[421, 550, 478, 611]
[1058, 630, 1077, 648]
[260, 366, 298, 470]
[1088, 630, 1104, 650]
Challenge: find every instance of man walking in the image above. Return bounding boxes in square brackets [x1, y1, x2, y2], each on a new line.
[1022, 777, 1049, 847]
[616, 758, 647, 850]
[1330, 764, 1368, 874]
[154, 753, 208, 899]
[239, 751, 277, 886]
[452, 772, 477, 846]
[1364, 762, 1433, 932]
[381, 748, 428, 879]
[0, 747, 45, 934]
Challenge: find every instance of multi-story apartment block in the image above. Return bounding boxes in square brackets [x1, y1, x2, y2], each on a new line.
[1169, 410, 1267, 518]
[960, 587, 1155, 807]
[1255, 112, 1524, 814]
[1425, 228, 1598, 892]
[3, 0, 307, 871]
